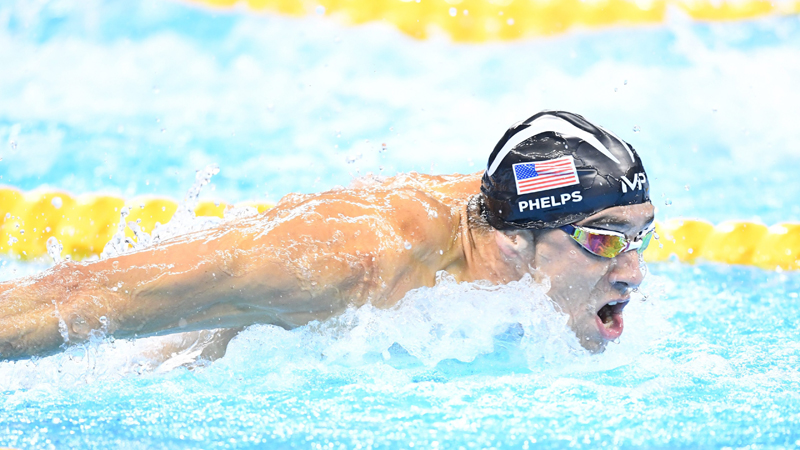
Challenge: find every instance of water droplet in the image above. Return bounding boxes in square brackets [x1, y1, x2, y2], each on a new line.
[664, 199, 672, 206]
[51, 196, 63, 209]
[178, 318, 188, 328]
[449, 7, 457, 16]
[507, 18, 514, 25]
[19, 229, 24, 235]
[463, 9, 469, 15]
[47, 236, 63, 263]
[9, 141, 17, 150]
[71, 316, 90, 335]
[315, 5, 325, 14]
[684, 184, 690, 191]
[160, 128, 166, 133]
[404, 241, 412, 250]
[633, 126, 641, 133]
[112, 261, 119, 269]
[623, 79, 628, 85]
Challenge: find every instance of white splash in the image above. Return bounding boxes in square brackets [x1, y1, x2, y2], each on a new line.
[99, 164, 236, 259]
[0, 270, 670, 391]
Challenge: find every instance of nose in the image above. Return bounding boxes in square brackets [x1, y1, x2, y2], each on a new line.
[608, 250, 645, 294]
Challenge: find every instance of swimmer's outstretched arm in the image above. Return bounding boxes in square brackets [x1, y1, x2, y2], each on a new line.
[0, 190, 460, 360]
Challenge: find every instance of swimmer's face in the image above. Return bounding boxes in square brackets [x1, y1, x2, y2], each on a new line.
[532, 203, 655, 353]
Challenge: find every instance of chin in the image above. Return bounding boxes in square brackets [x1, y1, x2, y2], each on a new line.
[573, 324, 609, 353]
[579, 337, 607, 354]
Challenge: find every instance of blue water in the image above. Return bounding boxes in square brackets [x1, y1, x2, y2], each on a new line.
[3, 0, 800, 448]
[2, 263, 799, 448]
[2, 0, 800, 223]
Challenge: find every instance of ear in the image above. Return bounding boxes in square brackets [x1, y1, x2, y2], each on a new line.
[494, 230, 533, 260]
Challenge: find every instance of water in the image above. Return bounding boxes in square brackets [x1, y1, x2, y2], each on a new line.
[1, 263, 799, 448]
[3, 0, 800, 448]
[2, 0, 800, 223]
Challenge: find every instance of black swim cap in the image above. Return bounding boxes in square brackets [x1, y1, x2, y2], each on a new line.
[481, 110, 650, 230]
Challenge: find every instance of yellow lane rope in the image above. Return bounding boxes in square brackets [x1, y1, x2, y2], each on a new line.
[1, 186, 798, 269]
[191, 0, 800, 42]
[0, 187, 272, 261]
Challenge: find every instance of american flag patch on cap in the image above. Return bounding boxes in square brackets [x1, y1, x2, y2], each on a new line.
[512, 156, 580, 195]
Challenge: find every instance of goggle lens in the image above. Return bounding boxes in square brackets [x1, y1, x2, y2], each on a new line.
[638, 228, 653, 253]
[572, 227, 627, 258]
[563, 224, 655, 258]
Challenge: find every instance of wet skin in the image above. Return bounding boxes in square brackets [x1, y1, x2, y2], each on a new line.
[0, 172, 653, 359]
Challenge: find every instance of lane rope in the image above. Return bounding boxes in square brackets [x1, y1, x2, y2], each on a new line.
[1, 187, 798, 269]
[191, 0, 800, 42]
[0, 187, 272, 262]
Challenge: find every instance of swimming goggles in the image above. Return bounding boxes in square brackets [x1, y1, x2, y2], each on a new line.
[559, 223, 655, 258]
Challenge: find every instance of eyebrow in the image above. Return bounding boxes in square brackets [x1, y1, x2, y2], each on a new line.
[580, 214, 655, 232]
[580, 216, 632, 228]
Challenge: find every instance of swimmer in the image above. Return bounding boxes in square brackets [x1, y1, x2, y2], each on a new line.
[0, 110, 654, 360]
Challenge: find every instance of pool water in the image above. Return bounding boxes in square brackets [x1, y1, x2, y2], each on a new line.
[2, 262, 799, 448]
[2, 0, 800, 448]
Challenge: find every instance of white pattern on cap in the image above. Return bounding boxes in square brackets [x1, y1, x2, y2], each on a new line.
[487, 114, 620, 176]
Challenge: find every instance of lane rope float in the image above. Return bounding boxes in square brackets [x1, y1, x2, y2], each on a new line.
[1, 186, 799, 270]
[0, 186, 272, 262]
[191, 0, 800, 42]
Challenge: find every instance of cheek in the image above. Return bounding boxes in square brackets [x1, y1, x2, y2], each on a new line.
[535, 241, 611, 301]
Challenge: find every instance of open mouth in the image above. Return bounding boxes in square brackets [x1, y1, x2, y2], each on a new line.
[595, 300, 629, 340]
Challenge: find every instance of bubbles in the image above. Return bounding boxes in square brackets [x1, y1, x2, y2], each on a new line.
[664, 198, 673, 206]
[51, 196, 63, 209]
[449, 7, 457, 17]
[404, 241, 412, 250]
[633, 125, 641, 133]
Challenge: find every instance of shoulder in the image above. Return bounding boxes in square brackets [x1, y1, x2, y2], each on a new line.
[263, 173, 476, 253]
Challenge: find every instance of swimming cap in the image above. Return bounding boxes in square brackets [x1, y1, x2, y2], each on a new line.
[481, 110, 650, 230]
